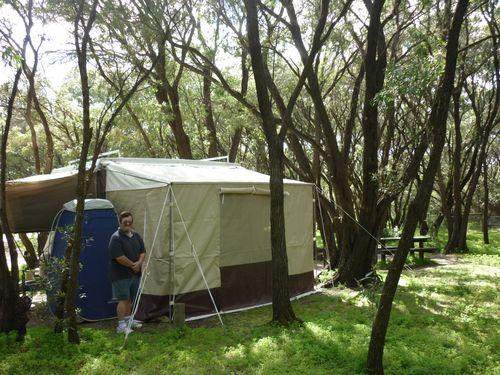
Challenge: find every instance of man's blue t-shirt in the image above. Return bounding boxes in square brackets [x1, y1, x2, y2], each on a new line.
[108, 229, 145, 282]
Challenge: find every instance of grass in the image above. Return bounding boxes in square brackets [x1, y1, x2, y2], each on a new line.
[0, 229, 498, 375]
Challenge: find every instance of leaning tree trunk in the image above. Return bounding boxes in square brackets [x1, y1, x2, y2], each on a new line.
[366, 1, 468, 372]
[228, 49, 249, 163]
[19, 234, 39, 269]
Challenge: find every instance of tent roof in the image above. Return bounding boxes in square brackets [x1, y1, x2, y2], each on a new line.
[5, 157, 311, 232]
[100, 158, 310, 185]
[12, 158, 311, 186]
[8, 168, 76, 184]
[63, 198, 115, 212]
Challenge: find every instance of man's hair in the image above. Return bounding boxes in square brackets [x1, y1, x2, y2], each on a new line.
[118, 211, 133, 223]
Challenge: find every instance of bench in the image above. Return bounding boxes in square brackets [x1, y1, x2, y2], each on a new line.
[377, 245, 438, 262]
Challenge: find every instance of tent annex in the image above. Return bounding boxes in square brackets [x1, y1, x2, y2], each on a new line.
[6, 158, 315, 319]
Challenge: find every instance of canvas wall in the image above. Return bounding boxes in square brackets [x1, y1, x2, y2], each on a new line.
[106, 181, 313, 297]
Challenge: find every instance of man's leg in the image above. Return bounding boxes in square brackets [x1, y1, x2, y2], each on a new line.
[112, 279, 133, 333]
[125, 276, 142, 328]
[121, 299, 132, 322]
[117, 300, 131, 321]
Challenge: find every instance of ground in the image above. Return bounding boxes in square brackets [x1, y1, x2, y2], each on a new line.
[0, 228, 498, 374]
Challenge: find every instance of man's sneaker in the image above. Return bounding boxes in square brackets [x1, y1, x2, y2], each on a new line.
[116, 324, 133, 334]
[129, 319, 143, 329]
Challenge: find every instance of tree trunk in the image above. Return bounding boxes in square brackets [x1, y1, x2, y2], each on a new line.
[202, 65, 219, 157]
[228, 128, 242, 162]
[432, 213, 444, 235]
[64, 4, 98, 342]
[31, 87, 54, 174]
[367, 1, 468, 372]
[0, 68, 30, 340]
[283, 1, 360, 278]
[445, 88, 463, 253]
[482, 159, 489, 244]
[19, 64, 54, 268]
[25, 88, 41, 174]
[19, 234, 39, 269]
[245, 0, 297, 324]
[268, 143, 297, 324]
[125, 103, 156, 157]
[315, 193, 339, 268]
[54, 239, 72, 333]
[64, 163, 88, 344]
[334, 0, 386, 287]
[155, 48, 193, 159]
[164, 85, 193, 159]
[228, 50, 249, 163]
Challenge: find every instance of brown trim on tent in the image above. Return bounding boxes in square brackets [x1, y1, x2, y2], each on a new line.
[135, 262, 314, 321]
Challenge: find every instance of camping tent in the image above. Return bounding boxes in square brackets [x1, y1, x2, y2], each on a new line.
[7, 158, 314, 319]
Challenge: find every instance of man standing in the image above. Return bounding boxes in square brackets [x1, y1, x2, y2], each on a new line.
[109, 211, 145, 333]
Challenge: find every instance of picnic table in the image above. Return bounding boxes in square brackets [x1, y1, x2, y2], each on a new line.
[378, 235, 437, 262]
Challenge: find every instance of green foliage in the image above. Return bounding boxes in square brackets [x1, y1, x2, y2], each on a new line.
[377, 39, 445, 105]
[1, 46, 23, 66]
[1, 229, 498, 375]
[316, 268, 335, 284]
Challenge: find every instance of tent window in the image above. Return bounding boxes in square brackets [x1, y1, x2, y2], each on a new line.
[220, 193, 271, 267]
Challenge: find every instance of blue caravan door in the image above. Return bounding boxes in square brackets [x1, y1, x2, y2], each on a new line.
[48, 202, 118, 321]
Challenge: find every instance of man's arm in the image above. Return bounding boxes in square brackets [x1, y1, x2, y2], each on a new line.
[115, 255, 135, 268]
[135, 253, 146, 272]
[136, 235, 146, 269]
[117, 255, 141, 273]
[110, 236, 140, 273]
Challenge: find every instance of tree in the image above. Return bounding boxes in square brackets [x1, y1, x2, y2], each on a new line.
[243, 0, 335, 324]
[0, 65, 31, 340]
[432, 1, 499, 253]
[367, 0, 469, 372]
[0, 0, 56, 268]
[52, 0, 157, 343]
[272, 0, 452, 286]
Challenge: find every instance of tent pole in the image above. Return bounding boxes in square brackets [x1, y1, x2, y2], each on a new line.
[124, 185, 170, 344]
[168, 185, 175, 322]
[170, 189, 224, 327]
[143, 204, 147, 244]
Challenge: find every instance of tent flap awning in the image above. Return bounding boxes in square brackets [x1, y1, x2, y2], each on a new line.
[6, 172, 79, 232]
[5, 169, 104, 233]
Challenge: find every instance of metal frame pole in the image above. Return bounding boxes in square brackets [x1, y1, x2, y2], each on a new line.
[168, 185, 175, 321]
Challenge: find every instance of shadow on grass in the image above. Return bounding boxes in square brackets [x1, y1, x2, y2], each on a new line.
[2, 277, 497, 375]
[1, 229, 498, 374]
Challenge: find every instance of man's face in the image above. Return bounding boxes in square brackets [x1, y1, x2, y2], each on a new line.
[120, 215, 133, 232]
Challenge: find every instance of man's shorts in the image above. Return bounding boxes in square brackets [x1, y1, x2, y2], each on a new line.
[111, 276, 140, 302]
